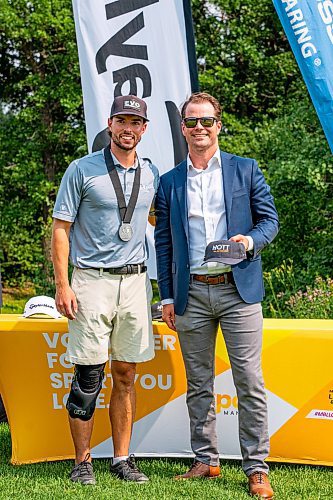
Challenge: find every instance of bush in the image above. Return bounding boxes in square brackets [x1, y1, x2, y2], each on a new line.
[285, 276, 333, 319]
[263, 260, 333, 319]
[263, 259, 299, 317]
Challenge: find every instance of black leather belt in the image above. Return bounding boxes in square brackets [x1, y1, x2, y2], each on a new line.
[192, 272, 234, 285]
[91, 264, 146, 275]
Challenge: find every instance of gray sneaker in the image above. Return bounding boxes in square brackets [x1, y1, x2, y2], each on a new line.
[70, 453, 96, 485]
[110, 454, 149, 483]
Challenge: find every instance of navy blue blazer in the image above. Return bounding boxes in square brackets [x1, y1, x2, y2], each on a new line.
[154, 151, 279, 316]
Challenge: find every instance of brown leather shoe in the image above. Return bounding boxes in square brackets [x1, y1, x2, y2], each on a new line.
[249, 471, 274, 499]
[175, 460, 221, 480]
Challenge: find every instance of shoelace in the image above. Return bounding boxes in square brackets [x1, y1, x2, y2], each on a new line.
[128, 454, 140, 472]
[189, 461, 202, 472]
[76, 453, 92, 476]
[254, 472, 264, 484]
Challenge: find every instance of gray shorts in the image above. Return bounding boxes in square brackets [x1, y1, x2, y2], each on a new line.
[66, 268, 154, 365]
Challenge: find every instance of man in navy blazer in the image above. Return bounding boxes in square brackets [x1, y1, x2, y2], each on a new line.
[155, 92, 278, 499]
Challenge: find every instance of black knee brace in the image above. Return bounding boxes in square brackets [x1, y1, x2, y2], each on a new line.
[66, 363, 105, 421]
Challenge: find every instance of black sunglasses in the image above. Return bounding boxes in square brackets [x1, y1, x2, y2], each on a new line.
[183, 116, 218, 128]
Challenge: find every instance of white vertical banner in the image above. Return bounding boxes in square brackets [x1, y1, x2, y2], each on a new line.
[72, 0, 198, 276]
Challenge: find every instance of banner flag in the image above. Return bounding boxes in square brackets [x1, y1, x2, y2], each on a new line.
[272, 0, 333, 153]
[72, 0, 199, 276]
[72, 0, 198, 165]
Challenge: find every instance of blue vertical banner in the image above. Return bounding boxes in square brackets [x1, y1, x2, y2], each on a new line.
[272, 0, 333, 152]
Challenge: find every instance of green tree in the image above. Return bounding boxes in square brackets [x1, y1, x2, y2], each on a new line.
[1, 0, 332, 318]
[191, 0, 333, 316]
[191, 0, 300, 117]
[0, 0, 86, 288]
[261, 95, 333, 280]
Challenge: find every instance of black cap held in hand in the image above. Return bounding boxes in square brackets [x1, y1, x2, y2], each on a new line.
[110, 95, 149, 121]
[202, 240, 247, 266]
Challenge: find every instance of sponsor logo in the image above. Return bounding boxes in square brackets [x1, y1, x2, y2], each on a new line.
[30, 303, 54, 310]
[329, 388, 333, 405]
[216, 393, 238, 415]
[317, 0, 333, 45]
[212, 244, 230, 252]
[124, 99, 141, 110]
[306, 409, 333, 420]
[73, 409, 86, 416]
[281, 0, 318, 59]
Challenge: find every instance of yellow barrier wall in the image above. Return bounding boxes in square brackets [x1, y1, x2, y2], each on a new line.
[0, 315, 332, 465]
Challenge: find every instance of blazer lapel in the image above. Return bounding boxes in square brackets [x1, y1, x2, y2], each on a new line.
[220, 151, 236, 229]
[174, 160, 189, 241]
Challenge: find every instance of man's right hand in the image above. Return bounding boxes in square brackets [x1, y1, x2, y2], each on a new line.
[162, 303, 176, 331]
[55, 285, 78, 320]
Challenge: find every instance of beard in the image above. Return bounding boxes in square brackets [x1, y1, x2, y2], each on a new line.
[110, 132, 141, 151]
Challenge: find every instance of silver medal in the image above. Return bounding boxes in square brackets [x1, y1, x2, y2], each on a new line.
[119, 223, 133, 242]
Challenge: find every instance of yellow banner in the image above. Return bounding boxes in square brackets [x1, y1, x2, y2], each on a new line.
[0, 315, 332, 465]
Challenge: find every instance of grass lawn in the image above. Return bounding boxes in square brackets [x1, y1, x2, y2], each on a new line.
[0, 424, 332, 499]
[1, 287, 36, 314]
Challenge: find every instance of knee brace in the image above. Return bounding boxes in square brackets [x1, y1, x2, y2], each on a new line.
[66, 363, 105, 421]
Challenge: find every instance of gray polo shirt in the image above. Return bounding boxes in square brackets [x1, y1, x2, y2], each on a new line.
[53, 149, 159, 268]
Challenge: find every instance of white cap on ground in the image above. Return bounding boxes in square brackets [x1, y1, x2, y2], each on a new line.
[23, 295, 62, 319]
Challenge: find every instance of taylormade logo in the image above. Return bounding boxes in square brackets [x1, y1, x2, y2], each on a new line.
[29, 303, 54, 310]
[212, 244, 230, 252]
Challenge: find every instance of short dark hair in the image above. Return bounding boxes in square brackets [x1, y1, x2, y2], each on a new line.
[181, 92, 221, 120]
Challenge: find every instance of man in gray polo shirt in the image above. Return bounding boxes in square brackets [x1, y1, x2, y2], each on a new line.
[52, 95, 159, 485]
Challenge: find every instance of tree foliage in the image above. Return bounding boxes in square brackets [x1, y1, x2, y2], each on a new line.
[191, 0, 300, 119]
[191, 0, 333, 314]
[0, 0, 332, 317]
[0, 0, 86, 287]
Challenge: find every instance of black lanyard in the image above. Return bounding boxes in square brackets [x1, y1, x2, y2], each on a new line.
[104, 146, 141, 225]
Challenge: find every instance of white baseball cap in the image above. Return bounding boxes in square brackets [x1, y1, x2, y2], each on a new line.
[23, 295, 62, 319]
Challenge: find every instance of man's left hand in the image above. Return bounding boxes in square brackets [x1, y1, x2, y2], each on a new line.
[229, 234, 249, 251]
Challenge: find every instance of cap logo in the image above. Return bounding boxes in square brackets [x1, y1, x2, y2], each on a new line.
[212, 244, 230, 252]
[202, 239, 247, 266]
[124, 99, 141, 110]
[29, 303, 54, 310]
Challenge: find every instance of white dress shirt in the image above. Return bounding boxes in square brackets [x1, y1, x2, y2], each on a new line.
[161, 149, 253, 305]
[187, 149, 231, 275]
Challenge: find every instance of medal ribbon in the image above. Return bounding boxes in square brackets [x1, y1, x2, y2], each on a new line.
[104, 145, 141, 224]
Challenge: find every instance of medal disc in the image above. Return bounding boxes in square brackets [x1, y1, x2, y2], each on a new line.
[119, 223, 133, 242]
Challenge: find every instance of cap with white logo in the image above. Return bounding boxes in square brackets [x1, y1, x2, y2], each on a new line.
[110, 95, 149, 121]
[23, 296, 62, 319]
[151, 301, 163, 321]
[202, 240, 247, 266]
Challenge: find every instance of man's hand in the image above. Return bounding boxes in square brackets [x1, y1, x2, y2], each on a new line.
[162, 303, 176, 331]
[55, 285, 78, 320]
[229, 234, 249, 251]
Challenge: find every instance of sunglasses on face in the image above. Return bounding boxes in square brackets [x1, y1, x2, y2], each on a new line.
[183, 116, 218, 128]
